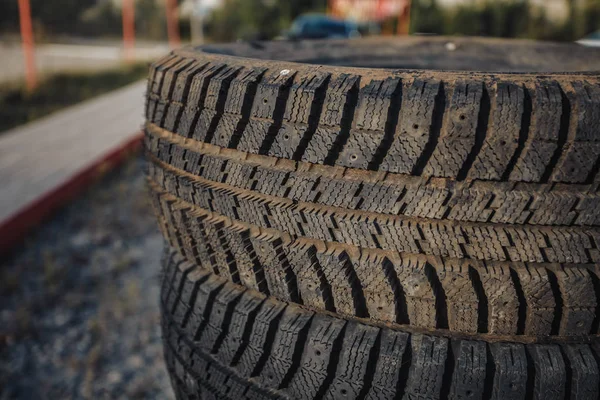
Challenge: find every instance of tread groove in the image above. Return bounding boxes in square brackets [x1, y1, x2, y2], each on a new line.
[469, 266, 489, 333]
[425, 262, 449, 329]
[357, 330, 382, 400]
[228, 69, 268, 148]
[368, 79, 403, 170]
[249, 304, 286, 377]
[412, 82, 446, 176]
[509, 267, 528, 335]
[278, 314, 315, 389]
[546, 268, 564, 336]
[230, 296, 267, 367]
[457, 82, 491, 181]
[292, 75, 331, 161]
[258, 76, 295, 155]
[503, 84, 532, 181]
[313, 322, 348, 400]
[541, 84, 571, 183]
[324, 78, 361, 165]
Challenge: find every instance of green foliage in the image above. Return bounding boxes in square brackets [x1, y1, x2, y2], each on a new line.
[1, 0, 599, 43]
[410, 0, 600, 41]
[205, 0, 326, 42]
[0, 63, 148, 134]
[410, 0, 445, 35]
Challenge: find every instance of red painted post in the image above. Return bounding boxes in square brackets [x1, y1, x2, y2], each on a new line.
[18, 0, 37, 91]
[165, 0, 181, 48]
[122, 0, 136, 61]
[397, 0, 412, 35]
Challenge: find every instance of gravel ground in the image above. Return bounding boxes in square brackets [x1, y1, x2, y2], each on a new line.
[0, 155, 175, 400]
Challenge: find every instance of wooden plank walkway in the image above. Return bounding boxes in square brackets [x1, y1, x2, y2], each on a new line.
[0, 80, 147, 246]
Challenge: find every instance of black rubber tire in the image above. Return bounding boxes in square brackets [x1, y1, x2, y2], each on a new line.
[163, 250, 600, 400]
[145, 37, 600, 399]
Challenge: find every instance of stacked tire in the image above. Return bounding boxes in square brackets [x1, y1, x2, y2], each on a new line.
[145, 37, 600, 399]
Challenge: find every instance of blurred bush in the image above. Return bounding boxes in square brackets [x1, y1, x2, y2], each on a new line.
[410, 0, 600, 42]
[204, 0, 600, 42]
[0, 0, 598, 43]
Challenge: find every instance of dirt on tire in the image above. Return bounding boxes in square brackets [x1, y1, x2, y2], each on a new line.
[145, 36, 600, 399]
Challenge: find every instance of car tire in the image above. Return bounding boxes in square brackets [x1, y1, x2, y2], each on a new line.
[147, 37, 600, 399]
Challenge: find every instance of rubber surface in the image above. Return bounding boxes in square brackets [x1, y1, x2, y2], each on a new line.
[163, 250, 600, 400]
[146, 37, 600, 399]
[200, 36, 600, 72]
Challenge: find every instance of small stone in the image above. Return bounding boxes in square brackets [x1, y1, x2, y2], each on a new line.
[107, 371, 122, 385]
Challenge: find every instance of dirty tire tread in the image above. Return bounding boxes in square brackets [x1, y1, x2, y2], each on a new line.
[150, 178, 600, 337]
[148, 39, 600, 399]
[148, 50, 600, 185]
[161, 250, 600, 400]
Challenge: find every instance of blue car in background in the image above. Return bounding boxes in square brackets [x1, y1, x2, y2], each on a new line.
[286, 14, 361, 40]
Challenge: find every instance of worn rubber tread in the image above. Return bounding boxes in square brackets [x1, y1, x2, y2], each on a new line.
[152, 186, 600, 337]
[149, 39, 600, 399]
[149, 49, 600, 184]
[148, 159, 600, 265]
[161, 250, 600, 400]
[146, 124, 600, 227]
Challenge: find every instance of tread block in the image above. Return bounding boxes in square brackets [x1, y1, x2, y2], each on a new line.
[269, 123, 308, 159]
[196, 285, 244, 352]
[402, 335, 448, 400]
[319, 74, 361, 127]
[529, 345, 566, 400]
[353, 254, 398, 322]
[302, 73, 360, 165]
[285, 315, 346, 399]
[223, 228, 266, 292]
[177, 63, 226, 137]
[391, 256, 437, 328]
[550, 82, 600, 183]
[147, 55, 182, 119]
[324, 323, 380, 399]
[164, 61, 208, 131]
[449, 340, 487, 400]
[215, 290, 265, 367]
[380, 78, 442, 174]
[255, 305, 314, 390]
[191, 66, 242, 142]
[237, 71, 296, 154]
[509, 81, 563, 182]
[235, 299, 286, 377]
[489, 343, 528, 400]
[250, 235, 299, 303]
[185, 274, 226, 340]
[435, 259, 479, 333]
[563, 344, 600, 400]
[551, 266, 596, 335]
[469, 81, 525, 180]
[365, 330, 409, 400]
[423, 80, 484, 178]
[336, 77, 402, 169]
[336, 128, 386, 169]
[284, 241, 334, 312]
[515, 266, 555, 335]
[476, 264, 519, 335]
[316, 250, 364, 317]
[212, 68, 267, 148]
[203, 220, 237, 281]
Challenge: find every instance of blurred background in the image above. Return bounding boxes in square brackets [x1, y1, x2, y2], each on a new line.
[1, 0, 600, 131]
[1, 0, 599, 399]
